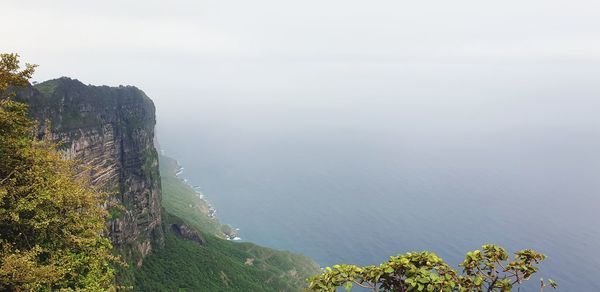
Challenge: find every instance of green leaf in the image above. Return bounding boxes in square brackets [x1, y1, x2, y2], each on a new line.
[344, 281, 353, 291]
[385, 267, 394, 273]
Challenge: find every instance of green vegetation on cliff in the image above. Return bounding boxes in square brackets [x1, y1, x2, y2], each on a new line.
[158, 156, 222, 236]
[21, 74, 166, 274]
[133, 155, 321, 291]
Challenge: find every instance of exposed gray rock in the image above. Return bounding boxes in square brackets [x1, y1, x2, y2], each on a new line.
[171, 223, 205, 245]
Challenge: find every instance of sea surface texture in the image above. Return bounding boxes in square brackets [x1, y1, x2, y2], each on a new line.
[157, 63, 599, 290]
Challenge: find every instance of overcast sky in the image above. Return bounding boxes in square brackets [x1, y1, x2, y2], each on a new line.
[4, 1, 600, 79]
[3, 0, 600, 132]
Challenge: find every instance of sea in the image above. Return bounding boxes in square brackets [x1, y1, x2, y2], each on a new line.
[156, 62, 600, 290]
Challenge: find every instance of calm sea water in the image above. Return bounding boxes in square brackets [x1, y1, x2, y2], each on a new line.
[156, 63, 600, 290]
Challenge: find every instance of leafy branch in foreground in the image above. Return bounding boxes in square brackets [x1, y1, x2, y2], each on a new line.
[307, 244, 556, 292]
[0, 53, 36, 95]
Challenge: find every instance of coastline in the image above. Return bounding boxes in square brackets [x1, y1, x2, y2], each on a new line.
[166, 151, 241, 241]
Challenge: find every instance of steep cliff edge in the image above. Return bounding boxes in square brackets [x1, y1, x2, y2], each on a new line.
[15, 77, 164, 265]
[14, 77, 321, 290]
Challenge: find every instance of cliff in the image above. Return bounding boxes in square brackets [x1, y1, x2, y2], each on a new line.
[15, 77, 164, 265]
[12, 77, 321, 290]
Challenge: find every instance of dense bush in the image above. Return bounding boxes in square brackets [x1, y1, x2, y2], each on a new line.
[308, 245, 556, 292]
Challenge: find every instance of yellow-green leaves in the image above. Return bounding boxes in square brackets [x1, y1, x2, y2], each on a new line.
[0, 53, 36, 97]
[0, 54, 118, 291]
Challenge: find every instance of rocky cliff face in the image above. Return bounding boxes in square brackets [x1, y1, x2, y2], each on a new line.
[15, 77, 164, 265]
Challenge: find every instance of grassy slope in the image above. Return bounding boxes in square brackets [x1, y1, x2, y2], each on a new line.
[158, 156, 222, 236]
[133, 155, 320, 291]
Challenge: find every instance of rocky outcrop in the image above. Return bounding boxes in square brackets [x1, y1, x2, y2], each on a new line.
[170, 223, 205, 245]
[15, 77, 164, 264]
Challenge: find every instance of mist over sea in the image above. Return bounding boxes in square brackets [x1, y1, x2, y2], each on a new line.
[157, 62, 600, 290]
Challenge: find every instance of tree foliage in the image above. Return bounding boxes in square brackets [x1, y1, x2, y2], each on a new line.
[307, 244, 557, 292]
[0, 53, 36, 95]
[0, 53, 118, 291]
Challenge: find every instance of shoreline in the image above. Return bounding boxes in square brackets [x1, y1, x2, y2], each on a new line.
[171, 157, 241, 241]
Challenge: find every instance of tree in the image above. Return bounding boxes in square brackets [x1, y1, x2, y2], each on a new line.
[307, 244, 557, 292]
[0, 53, 119, 291]
[0, 53, 36, 94]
